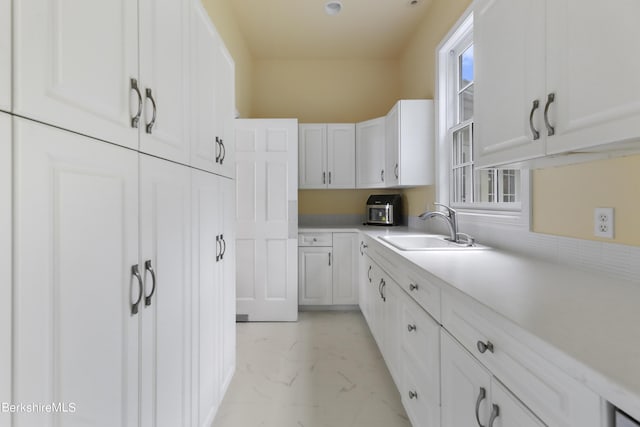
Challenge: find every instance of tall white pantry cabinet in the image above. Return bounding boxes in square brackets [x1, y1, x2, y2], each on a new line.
[4, 0, 236, 426]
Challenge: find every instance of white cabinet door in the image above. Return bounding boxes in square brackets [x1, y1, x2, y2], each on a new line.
[358, 247, 371, 321]
[13, 118, 140, 427]
[356, 117, 386, 188]
[327, 124, 356, 188]
[190, 1, 220, 172]
[385, 104, 400, 187]
[331, 233, 358, 304]
[474, 0, 546, 168]
[216, 43, 236, 179]
[441, 331, 491, 427]
[491, 380, 545, 427]
[220, 177, 236, 393]
[191, 169, 222, 427]
[545, 0, 640, 154]
[298, 247, 333, 305]
[299, 124, 327, 188]
[13, 0, 139, 149]
[0, 0, 10, 112]
[138, 0, 191, 164]
[0, 113, 10, 427]
[140, 155, 192, 427]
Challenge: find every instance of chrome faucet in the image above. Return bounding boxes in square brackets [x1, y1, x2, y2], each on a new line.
[419, 203, 459, 243]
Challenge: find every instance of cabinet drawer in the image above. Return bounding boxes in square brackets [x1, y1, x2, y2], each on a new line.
[442, 291, 601, 427]
[400, 267, 441, 322]
[298, 232, 332, 247]
[401, 350, 440, 427]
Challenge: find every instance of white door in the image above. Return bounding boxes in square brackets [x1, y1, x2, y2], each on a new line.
[441, 331, 492, 427]
[0, 0, 10, 112]
[327, 124, 356, 188]
[190, 1, 220, 172]
[545, 0, 640, 154]
[220, 177, 236, 393]
[298, 247, 333, 305]
[216, 44, 236, 179]
[0, 113, 10, 427]
[385, 104, 400, 187]
[356, 117, 386, 188]
[138, 0, 191, 164]
[13, 0, 139, 149]
[191, 169, 222, 427]
[140, 155, 192, 427]
[332, 233, 358, 304]
[299, 124, 327, 189]
[13, 118, 140, 427]
[235, 118, 298, 321]
[474, 0, 547, 168]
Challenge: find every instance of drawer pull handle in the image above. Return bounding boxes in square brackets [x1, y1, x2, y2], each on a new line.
[488, 404, 500, 427]
[407, 324, 417, 332]
[409, 283, 418, 291]
[475, 387, 486, 427]
[477, 340, 494, 354]
[408, 390, 418, 399]
[367, 265, 372, 283]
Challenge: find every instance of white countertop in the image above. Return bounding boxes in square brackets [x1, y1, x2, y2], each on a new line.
[299, 226, 640, 420]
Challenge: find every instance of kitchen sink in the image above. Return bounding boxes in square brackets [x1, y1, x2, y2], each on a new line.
[378, 234, 489, 251]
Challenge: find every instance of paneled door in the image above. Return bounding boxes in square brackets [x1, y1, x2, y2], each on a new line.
[235, 119, 298, 321]
[0, 113, 10, 427]
[13, 118, 140, 427]
[220, 177, 237, 392]
[140, 155, 192, 427]
[13, 0, 139, 149]
[138, 0, 191, 164]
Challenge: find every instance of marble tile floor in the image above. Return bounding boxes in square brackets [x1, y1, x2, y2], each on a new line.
[212, 311, 412, 427]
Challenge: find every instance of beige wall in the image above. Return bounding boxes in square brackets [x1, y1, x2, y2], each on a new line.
[251, 58, 401, 215]
[202, 0, 253, 117]
[533, 156, 640, 246]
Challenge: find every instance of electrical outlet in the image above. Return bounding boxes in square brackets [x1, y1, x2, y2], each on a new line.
[594, 207, 614, 239]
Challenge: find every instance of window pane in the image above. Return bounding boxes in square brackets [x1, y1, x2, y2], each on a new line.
[459, 45, 474, 87]
[459, 85, 474, 122]
[452, 125, 472, 166]
[498, 169, 520, 203]
[475, 169, 494, 203]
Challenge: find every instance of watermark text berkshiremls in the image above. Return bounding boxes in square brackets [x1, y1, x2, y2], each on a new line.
[1, 402, 77, 414]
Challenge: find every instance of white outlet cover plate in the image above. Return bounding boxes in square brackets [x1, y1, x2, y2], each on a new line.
[594, 207, 614, 238]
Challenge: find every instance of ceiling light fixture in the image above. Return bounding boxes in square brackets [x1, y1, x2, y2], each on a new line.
[325, 1, 343, 16]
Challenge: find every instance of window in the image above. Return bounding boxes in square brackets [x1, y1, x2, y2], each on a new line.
[438, 14, 522, 211]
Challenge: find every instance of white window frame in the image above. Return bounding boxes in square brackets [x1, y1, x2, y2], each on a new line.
[435, 7, 531, 230]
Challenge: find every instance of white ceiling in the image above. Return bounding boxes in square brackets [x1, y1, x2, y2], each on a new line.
[230, 0, 435, 60]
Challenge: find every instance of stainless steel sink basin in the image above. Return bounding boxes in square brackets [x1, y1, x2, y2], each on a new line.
[378, 235, 488, 251]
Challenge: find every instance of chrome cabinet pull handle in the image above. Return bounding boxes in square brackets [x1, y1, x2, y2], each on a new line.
[144, 260, 157, 307]
[544, 93, 556, 136]
[220, 234, 225, 260]
[145, 88, 157, 134]
[131, 264, 143, 315]
[408, 390, 418, 399]
[477, 340, 494, 354]
[323, 171, 326, 184]
[380, 169, 384, 182]
[328, 252, 331, 266]
[409, 283, 418, 291]
[394, 163, 399, 179]
[378, 278, 384, 298]
[360, 241, 363, 255]
[328, 171, 332, 184]
[216, 235, 221, 262]
[488, 404, 500, 427]
[407, 324, 417, 332]
[215, 137, 221, 163]
[130, 78, 142, 129]
[529, 99, 540, 140]
[367, 265, 372, 282]
[219, 139, 226, 164]
[381, 280, 386, 302]
[475, 387, 487, 427]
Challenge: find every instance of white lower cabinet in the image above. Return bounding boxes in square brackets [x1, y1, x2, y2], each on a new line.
[140, 155, 192, 427]
[441, 331, 544, 427]
[13, 119, 141, 427]
[298, 232, 358, 306]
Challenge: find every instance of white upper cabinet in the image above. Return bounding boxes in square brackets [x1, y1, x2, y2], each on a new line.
[356, 117, 386, 188]
[475, 0, 640, 168]
[0, 0, 10, 112]
[385, 100, 434, 187]
[138, 0, 191, 164]
[190, 1, 235, 178]
[13, 0, 139, 149]
[299, 124, 355, 189]
[13, 118, 140, 427]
